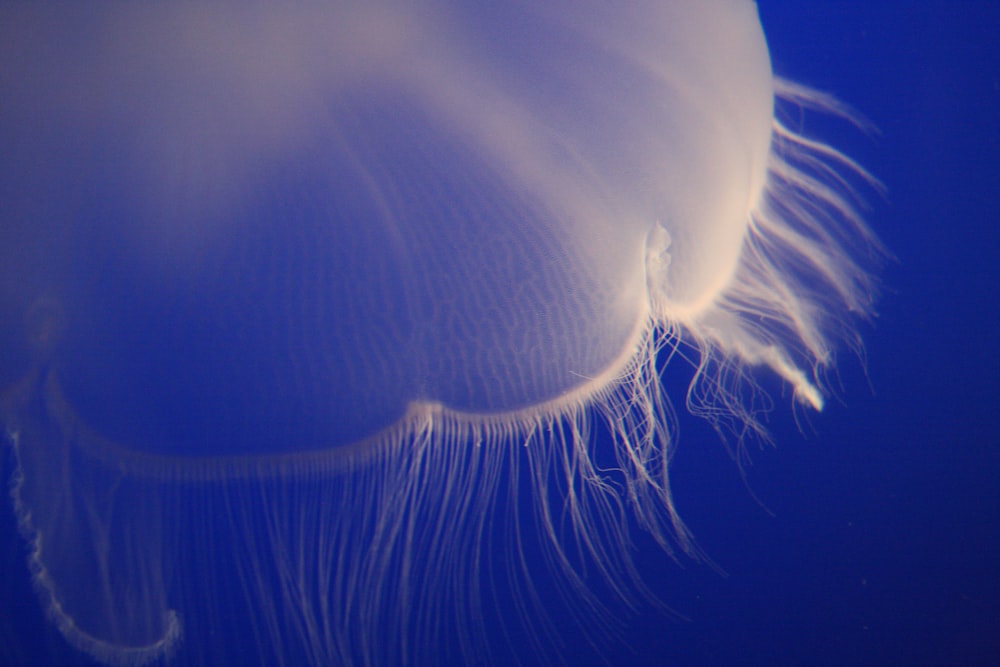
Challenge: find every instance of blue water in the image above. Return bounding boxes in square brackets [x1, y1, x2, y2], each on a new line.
[1, 2, 997, 665]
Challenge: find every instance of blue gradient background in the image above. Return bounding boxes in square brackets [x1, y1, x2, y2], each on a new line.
[1, 2, 997, 665]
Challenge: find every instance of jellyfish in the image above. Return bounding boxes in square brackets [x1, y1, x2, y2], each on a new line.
[0, 2, 881, 665]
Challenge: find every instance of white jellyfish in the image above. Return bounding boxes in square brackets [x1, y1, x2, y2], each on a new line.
[0, 2, 881, 665]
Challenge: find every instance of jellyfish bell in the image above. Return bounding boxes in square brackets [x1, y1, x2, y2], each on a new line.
[0, 2, 881, 666]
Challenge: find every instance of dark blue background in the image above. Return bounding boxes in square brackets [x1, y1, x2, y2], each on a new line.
[2, 2, 997, 666]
